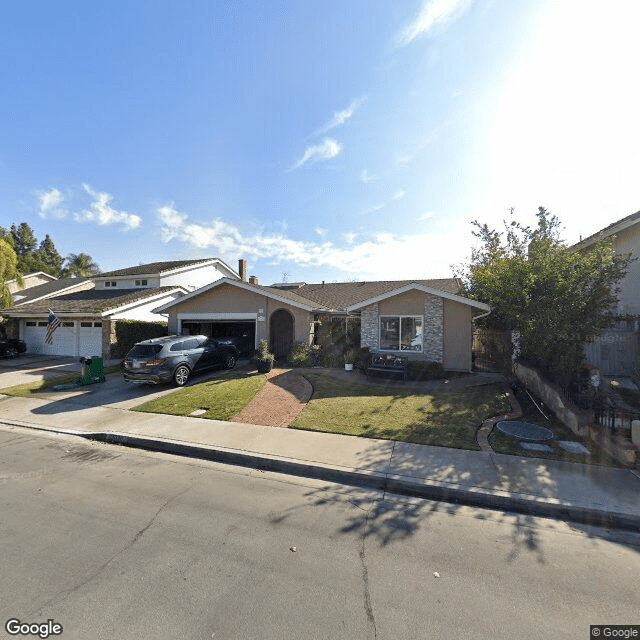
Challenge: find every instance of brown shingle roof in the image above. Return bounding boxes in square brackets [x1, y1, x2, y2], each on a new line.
[10, 278, 93, 305]
[268, 279, 460, 311]
[5, 286, 183, 316]
[98, 259, 219, 278]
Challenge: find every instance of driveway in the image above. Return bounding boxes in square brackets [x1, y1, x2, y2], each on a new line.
[0, 355, 253, 413]
[0, 354, 93, 389]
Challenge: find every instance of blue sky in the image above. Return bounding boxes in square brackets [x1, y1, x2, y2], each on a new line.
[2, 0, 639, 284]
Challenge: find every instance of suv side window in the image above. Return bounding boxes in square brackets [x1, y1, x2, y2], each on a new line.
[169, 341, 185, 352]
[181, 338, 200, 350]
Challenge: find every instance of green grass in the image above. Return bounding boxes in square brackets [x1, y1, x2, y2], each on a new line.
[131, 372, 267, 421]
[489, 386, 619, 466]
[292, 372, 510, 449]
[0, 365, 123, 397]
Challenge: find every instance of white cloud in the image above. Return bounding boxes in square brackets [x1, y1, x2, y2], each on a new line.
[343, 232, 358, 244]
[35, 184, 141, 230]
[37, 188, 65, 218]
[156, 205, 457, 279]
[396, 154, 413, 166]
[418, 211, 434, 221]
[314, 98, 364, 136]
[291, 138, 342, 170]
[314, 226, 327, 237]
[360, 169, 378, 183]
[361, 189, 406, 215]
[398, 0, 473, 46]
[73, 184, 142, 230]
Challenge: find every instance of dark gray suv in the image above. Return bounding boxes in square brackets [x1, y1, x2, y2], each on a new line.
[122, 335, 238, 386]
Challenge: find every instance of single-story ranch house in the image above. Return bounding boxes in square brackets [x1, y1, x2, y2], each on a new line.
[153, 266, 490, 371]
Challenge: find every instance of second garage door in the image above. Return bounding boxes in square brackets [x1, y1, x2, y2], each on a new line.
[22, 320, 103, 357]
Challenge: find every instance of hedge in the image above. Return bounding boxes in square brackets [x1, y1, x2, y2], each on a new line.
[113, 320, 168, 358]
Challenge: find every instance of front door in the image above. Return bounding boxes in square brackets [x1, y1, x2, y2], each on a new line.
[269, 309, 294, 359]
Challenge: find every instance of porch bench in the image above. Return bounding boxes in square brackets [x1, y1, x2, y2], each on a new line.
[365, 354, 409, 381]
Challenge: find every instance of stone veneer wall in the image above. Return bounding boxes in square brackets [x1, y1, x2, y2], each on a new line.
[360, 296, 444, 362]
[360, 303, 379, 350]
[423, 294, 443, 362]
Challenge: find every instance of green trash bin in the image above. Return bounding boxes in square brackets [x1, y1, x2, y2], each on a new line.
[78, 356, 105, 385]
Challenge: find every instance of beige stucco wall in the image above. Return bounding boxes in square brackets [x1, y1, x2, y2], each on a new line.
[443, 299, 472, 371]
[611, 225, 640, 314]
[165, 283, 313, 346]
[8, 273, 56, 294]
[378, 290, 424, 315]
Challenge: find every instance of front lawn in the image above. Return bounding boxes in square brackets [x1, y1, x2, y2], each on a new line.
[292, 372, 510, 450]
[131, 372, 267, 421]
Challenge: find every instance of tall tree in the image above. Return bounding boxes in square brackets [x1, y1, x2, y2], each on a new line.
[10, 222, 38, 257]
[33, 235, 64, 277]
[0, 239, 22, 308]
[62, 253, 101, 277]
[456, 207, 633, 382]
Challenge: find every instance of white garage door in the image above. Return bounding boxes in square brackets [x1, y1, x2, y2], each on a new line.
[22, 320, 103, 357]
[79, 322, 103, 358]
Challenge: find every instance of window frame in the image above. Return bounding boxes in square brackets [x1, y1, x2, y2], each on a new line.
[379, 315, 424, 352]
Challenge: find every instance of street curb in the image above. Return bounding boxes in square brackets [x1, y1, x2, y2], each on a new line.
[2, 418, 639, 532]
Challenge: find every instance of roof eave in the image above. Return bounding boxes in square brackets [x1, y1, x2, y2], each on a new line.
[152, 277, 316, 314]
[345, 283, 490, 312]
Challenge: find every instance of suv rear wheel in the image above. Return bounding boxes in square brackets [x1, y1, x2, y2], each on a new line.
[224, 354, 237, 370]
[173, 364, 191, 386]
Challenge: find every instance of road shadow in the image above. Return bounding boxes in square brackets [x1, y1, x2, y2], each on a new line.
[271, 439, 640, 559]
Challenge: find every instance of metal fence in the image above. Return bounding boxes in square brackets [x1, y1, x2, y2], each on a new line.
[472, 328, 513, 373]
[593, 401, 639, 434]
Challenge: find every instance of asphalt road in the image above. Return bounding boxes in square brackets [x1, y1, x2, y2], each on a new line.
[1, 425, 639, 640]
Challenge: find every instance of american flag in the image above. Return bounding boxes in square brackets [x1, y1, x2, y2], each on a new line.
[44, 309, 61, 345]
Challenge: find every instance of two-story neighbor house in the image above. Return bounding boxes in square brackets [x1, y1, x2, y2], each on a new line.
[2, 258, 238, 358]
[571, 209, 640, 375]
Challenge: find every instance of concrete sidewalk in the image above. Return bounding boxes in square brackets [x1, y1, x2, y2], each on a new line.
[0, 391, 639, 531]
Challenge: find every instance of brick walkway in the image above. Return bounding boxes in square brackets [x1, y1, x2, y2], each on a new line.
[232, 368, 314, 428]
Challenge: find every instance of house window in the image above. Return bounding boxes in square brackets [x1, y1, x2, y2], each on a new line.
[62, 322, 74, 327]
[26, 321, 37, 327]
[134, 279, 147, 286]
[105, 281, 117, 287]
[379, 316, 423, 352]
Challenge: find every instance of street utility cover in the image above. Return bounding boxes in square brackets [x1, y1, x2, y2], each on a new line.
[558, 441, 590, 454]
[496, 420, 554, 441]
[520, 442, 554, 453]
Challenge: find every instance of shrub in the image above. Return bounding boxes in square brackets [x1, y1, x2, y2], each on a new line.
[256, 339, 274, 362]
[288, 342, 311, 367]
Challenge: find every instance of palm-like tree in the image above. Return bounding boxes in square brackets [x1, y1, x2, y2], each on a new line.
[1, 239, 23, 308]
[62, 253, 101, 278]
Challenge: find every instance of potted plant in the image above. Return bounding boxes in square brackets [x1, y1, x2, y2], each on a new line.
[255, 339, 275, 373]
[343, 349, 357, 371]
